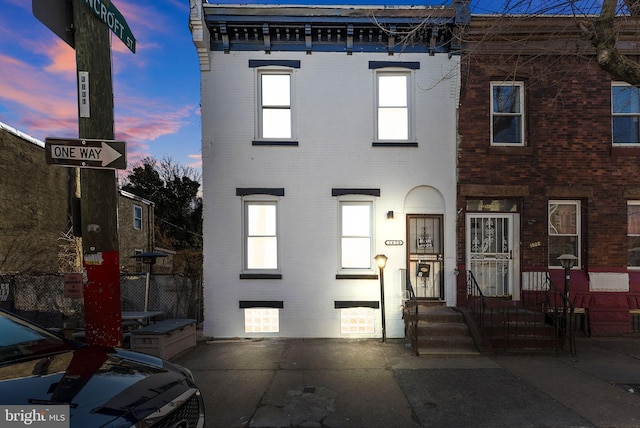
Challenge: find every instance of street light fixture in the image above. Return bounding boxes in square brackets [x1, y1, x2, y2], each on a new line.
[557, 254, 577, 270]
[375, 254, 388, 343]
[557, 253, 578, 302]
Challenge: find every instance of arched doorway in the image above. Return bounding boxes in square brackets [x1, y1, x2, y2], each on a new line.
[404, 186, 446, 300]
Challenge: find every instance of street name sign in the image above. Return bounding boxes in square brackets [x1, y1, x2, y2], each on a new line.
[33, 0, 136, 54]
[45, 137, 127, 169]
[82, 0, 136, 53]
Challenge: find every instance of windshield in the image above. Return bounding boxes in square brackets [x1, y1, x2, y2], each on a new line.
[0, 311, 73, 364]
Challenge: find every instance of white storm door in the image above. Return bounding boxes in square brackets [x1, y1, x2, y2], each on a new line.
[467, 214, 514, 297]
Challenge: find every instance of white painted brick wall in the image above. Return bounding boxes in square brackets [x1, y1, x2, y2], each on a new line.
[201, 49, 459, 338]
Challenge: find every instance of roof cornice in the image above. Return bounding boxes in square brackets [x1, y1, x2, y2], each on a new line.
[200, 3, 468, 55]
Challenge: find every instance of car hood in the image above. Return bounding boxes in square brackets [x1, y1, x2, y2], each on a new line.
[0, 345, 194, 427]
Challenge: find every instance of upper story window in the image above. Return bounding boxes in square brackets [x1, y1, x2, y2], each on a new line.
[258, 71, 292, 140]
[244, 200, 279, 271]
[376, 71, 411, 141]
[340, 201, 374, 270]
[612, 83, 640, 145]
[491, 81, 525, 146]
[628, 202, 640, 267]
[548, 200, 580, 268]
[133, 205, 142, 230]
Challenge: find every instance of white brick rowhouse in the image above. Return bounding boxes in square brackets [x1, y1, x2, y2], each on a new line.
[190, 1, 468, 338]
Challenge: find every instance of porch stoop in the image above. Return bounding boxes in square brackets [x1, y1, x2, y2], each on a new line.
[414, 302, 480, 357]
[480, 307, 566, 354]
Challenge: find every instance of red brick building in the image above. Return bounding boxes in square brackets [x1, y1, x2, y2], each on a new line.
[457, 16, 640, 335]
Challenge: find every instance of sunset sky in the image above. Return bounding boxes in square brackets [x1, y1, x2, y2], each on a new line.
[0, 0, 604, 174]
[0, 0, 202, 171]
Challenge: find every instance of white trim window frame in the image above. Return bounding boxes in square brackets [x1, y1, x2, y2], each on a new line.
[612, 82, 640, 146]
[375, 70, 413, 142]
[133, 205, 143, 230]
[339, 199, 374, 272]
[243, 198, 280, 272]
[548, 200, 581, 268]
[490, 81, 525, 146]
[257, 69, 294, 140]
[628, 201, 640, 268]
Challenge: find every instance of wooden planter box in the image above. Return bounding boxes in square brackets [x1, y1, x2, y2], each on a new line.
[131, 318, 197, 360]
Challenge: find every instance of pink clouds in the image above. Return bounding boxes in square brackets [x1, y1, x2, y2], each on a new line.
[115, 104, 194, 142]
[0, 0, 201, 172]
[0, 30, 196, 162]
[0, 37, 198, 164]
[187, 154, 202, 169]
[43, 41, 77, 75]
[113, 101, 198, 165]
[0, 50, 77, 137]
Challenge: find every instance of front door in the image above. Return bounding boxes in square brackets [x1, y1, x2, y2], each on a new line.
[466, 214, 517, 297]
[407, 215, 444, 299]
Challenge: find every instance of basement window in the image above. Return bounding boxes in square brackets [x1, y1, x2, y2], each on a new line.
[340, 307, 375, 334]
[244, 308, 279, 333]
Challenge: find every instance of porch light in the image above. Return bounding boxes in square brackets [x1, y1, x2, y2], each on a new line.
[375, 254, 388, 270]
[374, 254, 388, 342]
[557, 254, 577, 270]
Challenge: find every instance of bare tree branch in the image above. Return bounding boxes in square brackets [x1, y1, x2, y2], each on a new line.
[585, 0, 640, 84]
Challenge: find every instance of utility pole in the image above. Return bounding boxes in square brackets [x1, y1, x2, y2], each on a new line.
[73, 0, 122, 347]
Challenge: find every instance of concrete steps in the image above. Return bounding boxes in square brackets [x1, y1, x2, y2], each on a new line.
[413, 303, 480, 357]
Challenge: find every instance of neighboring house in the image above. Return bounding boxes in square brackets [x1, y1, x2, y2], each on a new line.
[0, 122, 71, 273]
[190, 1, 469, 338]
[117, 190, 159, 272]
[0, 121, 158, 275]
[457, 15, 640, 335]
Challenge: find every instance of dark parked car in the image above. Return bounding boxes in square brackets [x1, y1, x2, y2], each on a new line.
[0, 309, 205, 427]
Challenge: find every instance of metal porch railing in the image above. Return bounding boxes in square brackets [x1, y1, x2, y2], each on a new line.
[466, 271, 576, 356]
[401, 270, 419, 356]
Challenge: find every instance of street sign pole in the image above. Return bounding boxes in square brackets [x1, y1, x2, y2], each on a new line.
[73, 0, 123, 347]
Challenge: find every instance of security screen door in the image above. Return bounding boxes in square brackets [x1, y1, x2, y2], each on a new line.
[407, 215, 444, 299]
[467, 214, 514, 297]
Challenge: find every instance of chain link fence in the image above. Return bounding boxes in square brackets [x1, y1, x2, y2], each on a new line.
[0, 272, 203, 329]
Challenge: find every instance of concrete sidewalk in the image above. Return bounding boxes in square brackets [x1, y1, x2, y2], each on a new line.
[174, 336, 640, 428]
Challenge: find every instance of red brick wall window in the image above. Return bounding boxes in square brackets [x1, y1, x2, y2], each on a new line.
[548, 200, 580, 268]
[628, 202, 640, 267]
[490, 81, 525, 146]
[612, 83, 640, 145]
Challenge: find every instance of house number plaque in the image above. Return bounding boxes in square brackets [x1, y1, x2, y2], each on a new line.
[385, 240, 404, 246]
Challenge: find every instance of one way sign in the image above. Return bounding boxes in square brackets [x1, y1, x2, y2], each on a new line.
[45, 137, 127, 170]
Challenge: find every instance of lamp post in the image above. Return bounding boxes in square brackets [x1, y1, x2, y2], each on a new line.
[375, 254, 388, 343]
[557, 254, 577, 350]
